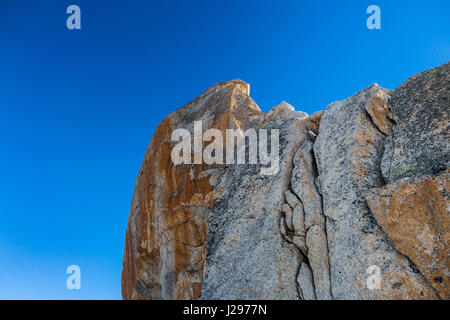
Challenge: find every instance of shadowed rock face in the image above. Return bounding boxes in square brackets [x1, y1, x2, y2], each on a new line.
[122, 61, 449, 300]
[381, 62, 449, 183]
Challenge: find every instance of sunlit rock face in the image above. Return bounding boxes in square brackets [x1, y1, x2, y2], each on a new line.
[314, 84, 437, 300]
[200, 102, 311, 300]
[365, 169, 450, 300]
[121, 80, 264, 300]
[122, 61, 449, 300]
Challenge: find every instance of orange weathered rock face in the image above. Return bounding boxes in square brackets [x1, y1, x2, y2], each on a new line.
[121, 80, 263, 299]
[365, 169, 450, 300]
[365, 88, 395, 135]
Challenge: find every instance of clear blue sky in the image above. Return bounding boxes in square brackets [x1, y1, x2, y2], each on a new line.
[0, 0, 448, 299]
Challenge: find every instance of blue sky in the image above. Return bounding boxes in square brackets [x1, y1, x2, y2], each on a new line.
[0, 0, 448, 299]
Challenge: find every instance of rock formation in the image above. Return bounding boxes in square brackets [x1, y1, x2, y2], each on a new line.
[121, 80, 263, 300]
[122, 62, 449, 300]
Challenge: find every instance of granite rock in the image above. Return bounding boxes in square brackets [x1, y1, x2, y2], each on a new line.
[123, 62, 449, 300]
[381, 62, 449, 183]
[121, 80, 263, 299]
[314, 84, 438, 299]
[365, 169, 450, 299]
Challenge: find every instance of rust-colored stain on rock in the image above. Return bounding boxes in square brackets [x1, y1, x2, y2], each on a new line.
[121, 80, 263, 299]
[365, 169, 450, 299]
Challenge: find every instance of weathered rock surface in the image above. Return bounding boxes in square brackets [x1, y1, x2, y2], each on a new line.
[297, 262, 316, 300]
[381, 62, 449, 183]
[123, 62, 449, 300]
[291, 134, 332, 300]
[365, 169, 450, 299]
[200, 102, 311, 299]
[122, 80, 263, 299]
[314, 84, 438, 299]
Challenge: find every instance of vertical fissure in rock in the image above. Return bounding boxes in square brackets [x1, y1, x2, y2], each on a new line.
[297, 138, 332, 300]
[278, 176, 306, 300]
[279, 121, 332, 300]
[279, 142, 311, 300]
[311, 146, 334, 300]
[278, 210, 308, 300]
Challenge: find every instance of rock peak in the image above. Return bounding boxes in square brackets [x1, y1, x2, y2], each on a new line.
[266, 101, 308, 122]
[214, 79, 250, 96]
